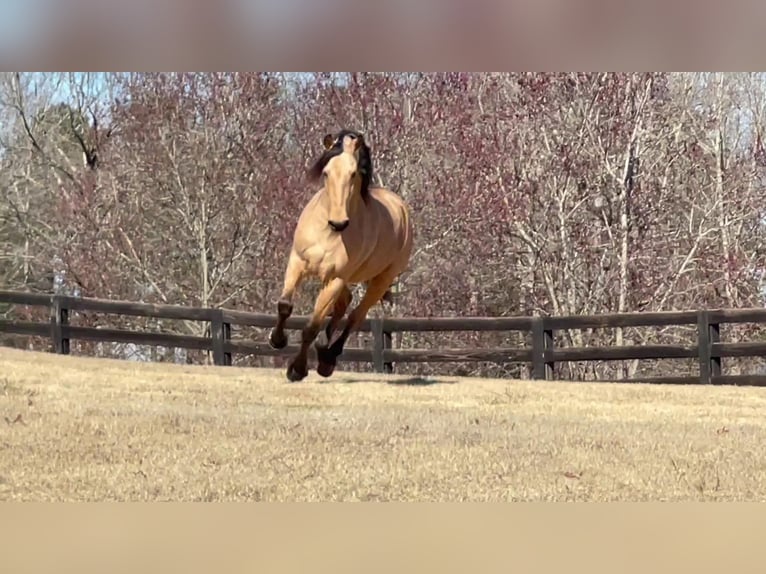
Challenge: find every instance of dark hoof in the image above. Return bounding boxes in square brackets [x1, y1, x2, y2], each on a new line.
[316, 361, 336, 378]
[269, 330, 288, 350]
[315, 342, 336, 364]
[286, 360, 308, 382]
[315, 342, 337, 378]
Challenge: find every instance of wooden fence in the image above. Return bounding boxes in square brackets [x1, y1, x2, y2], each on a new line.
[3, 289, 766, 385]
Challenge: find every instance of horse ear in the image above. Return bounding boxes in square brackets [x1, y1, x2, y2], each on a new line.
[343, 133, 365, 154]
[323, 133, 335, 150]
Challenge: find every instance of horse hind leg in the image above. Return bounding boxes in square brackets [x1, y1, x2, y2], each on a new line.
[315, 286, 353, 378]
[269, 250, 306, 350]
[317, 271, 397, 378]
[315, 285, 352, 359]
[381, 286, 394, 304]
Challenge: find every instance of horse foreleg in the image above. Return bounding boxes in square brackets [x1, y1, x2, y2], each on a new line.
[286, 277, 347, 382]
[317, 273, 395, 378]
[270, 250, 306, 350]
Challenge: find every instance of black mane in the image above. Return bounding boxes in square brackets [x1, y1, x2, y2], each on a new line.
[307, 129, 374, 199]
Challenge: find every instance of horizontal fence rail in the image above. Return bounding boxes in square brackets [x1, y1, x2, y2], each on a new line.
[3, 289, 766, 385]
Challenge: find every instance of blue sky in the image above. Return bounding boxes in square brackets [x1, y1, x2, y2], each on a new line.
[45, 72, 318, 105]
[48, 72, 112, 104]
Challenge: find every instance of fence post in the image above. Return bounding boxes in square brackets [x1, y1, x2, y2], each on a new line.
[531, 316, 554, 380]
[50, 295, 70, 355]
[383, 328, 393, 374]
[371, 318, 383, 373]
[210, 309, 232, 366]
[697, 310, 721, 384]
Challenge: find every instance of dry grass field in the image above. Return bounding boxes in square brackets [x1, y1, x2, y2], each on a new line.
[2, 345, 766, 501]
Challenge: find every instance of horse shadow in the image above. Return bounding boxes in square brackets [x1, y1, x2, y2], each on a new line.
[333, 374, 457, 386]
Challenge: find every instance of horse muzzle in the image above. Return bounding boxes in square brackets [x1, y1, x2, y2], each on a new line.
[328, 219, 350, 232]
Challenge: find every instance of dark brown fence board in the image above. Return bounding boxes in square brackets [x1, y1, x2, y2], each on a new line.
[381, 316, 534, 332]
[546, 310, 699, 330]
[623, 375, 701, 385]
[713, 342, 766, 358]
[222, 309, 358, 331]
[708, 309, 766, 324]
[62, 296, 213, 321]
[549, 344, 698, 362]
[220, 311, 536, 333]
[62, 325, 213, 350]
[222, 309, 292, 329]
[0, 290, 54, 306]
[711, 375, 766, 386]
[0, 319, 52, 337]
[383, 348, 532, 363]
[226, 340, 373, 362]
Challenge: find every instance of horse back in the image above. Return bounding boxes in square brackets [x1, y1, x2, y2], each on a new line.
[366, 186, 414, 265]
[368, 186, 412, 236]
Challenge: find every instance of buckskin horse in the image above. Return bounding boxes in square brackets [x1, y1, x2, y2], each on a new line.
[268, 129, 414, 382]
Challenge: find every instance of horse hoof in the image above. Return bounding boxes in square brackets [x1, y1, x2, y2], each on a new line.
[316, 361, 336, 378]
[286, 361, 308, 382]
[269, 330, 288, 350]
[315, 343, 335, 364]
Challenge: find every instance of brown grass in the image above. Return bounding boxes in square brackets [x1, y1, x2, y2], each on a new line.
[2, 346, 766, 501]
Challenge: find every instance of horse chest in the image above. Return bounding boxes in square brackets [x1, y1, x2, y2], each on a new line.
[299, 241, 348, 279]
[294, 215, 387, 282]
